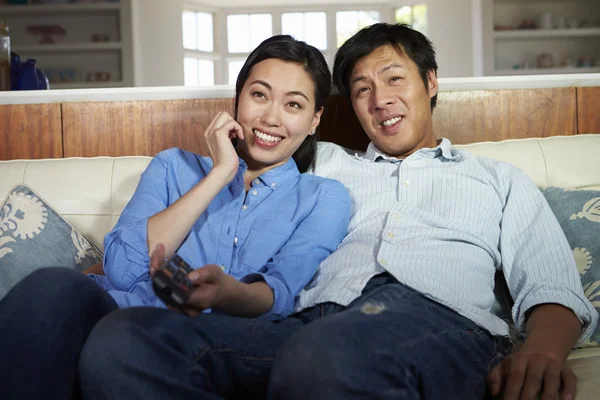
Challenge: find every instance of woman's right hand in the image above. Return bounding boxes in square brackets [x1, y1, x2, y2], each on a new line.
[203, 112, 245, 183]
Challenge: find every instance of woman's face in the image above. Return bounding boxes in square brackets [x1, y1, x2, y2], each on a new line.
[236, 58, 323, 169]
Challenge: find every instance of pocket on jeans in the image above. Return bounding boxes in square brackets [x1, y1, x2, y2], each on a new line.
[243, 219, 296, 271]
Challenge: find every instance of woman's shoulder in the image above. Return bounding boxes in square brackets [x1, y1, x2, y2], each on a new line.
[298, 173, 350, 197]
[152, 148, 212, 170]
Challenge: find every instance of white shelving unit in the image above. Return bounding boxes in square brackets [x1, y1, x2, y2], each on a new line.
[482, 0, 600, 76]
[0, 0, 133, 89]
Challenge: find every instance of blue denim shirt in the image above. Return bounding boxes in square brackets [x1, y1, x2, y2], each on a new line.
[90, 148, 351, 320]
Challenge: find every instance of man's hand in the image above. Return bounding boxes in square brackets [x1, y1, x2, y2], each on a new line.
[487, 350, 576, 400]
[487, 303, 582, 400]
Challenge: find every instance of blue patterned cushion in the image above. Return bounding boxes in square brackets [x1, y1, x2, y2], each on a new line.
[0, 184, 102, 299]
[540, 187, 600, 348]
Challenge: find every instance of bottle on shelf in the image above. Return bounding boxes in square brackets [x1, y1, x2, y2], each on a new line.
[0, 21, 11, 91]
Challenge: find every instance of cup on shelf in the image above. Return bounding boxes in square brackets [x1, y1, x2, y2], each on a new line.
[569, 18, 579, 29]
[556, 16, 567, 29]
[537, 11, 553, 30]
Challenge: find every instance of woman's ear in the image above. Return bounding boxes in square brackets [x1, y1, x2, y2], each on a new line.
[311, 106, 324, 133]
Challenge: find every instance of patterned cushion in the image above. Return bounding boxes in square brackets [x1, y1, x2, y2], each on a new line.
[0, 184, 102, 299]
[540, 187, 600, 348]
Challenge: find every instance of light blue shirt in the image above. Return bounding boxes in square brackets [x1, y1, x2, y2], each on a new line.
[300, 139, 598, 346]
[91, 148, 351, 320]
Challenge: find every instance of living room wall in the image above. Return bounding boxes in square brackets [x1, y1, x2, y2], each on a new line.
[130, 0, 478, 88]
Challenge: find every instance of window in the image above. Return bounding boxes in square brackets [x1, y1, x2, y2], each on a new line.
[281, 12, 327, 50]
[395, 5, 428, 34]
[182, 4, 429, 86]
[227, 14, 273, 53]
[228, 60, 245, 86]
[182, 10, 216, 86]
[336, 11, 381, 48]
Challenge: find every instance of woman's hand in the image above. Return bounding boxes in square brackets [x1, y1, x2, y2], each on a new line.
[203, 112, 245, 183]
[182, 265, 234, 316]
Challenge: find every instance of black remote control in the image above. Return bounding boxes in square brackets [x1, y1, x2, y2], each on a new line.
[152, 254, 194, 311]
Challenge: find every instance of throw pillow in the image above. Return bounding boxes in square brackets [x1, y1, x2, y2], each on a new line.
[0, 184, 102, 299]
[540, 187, 600, 348]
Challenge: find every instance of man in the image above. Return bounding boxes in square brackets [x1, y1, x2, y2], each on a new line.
[80, 24, 597, 400]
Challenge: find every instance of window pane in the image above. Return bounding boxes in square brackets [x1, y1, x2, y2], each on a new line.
[228, 15, 251, 53]
[412, 5, 428, 34]
[304, 12, 327, 50]
[282, 13, 303, 41]
[395, 6, 412, 25]
[184, 57, 198, 86]
[228, 60, 245, 85]
[282, 12, 327, 50]
[336, 10, 380, 48]
[196, 12, 214, 52]
[198, 60, 214, 86]
[182, 11, 198, 50]
[249, 14, 273, 50]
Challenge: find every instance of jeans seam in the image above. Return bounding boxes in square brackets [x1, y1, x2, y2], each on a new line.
[194, 346, 276, 362]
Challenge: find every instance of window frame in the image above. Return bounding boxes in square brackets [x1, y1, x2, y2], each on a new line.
[182, 3, 427, 86]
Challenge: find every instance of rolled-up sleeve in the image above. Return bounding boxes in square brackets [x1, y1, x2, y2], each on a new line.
[103, 151, 172, 291]
[241, 180, 351, 321]
[499, 166, 598, 346]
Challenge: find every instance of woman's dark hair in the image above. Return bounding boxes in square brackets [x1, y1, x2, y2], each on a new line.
[234, 35, 331, 172]
[333, 23, 438, 112]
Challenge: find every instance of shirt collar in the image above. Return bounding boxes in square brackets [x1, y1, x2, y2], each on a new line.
[363, 138, 461, 163]
[245, 157, 300, 191]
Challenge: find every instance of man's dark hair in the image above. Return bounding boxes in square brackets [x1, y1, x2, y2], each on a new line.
[234, 35, 331, 173]
[333, 23, 438, 111]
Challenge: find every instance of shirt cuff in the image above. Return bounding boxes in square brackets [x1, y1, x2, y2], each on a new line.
[516, 285, 598, 347]
[240, 272, 291, 321]
[103, 217, 151, 291]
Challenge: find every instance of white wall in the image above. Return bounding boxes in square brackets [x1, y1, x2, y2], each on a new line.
[131, 0, 477, 86]
[426, 0, 475, 77]
[131, 0, 185, 87]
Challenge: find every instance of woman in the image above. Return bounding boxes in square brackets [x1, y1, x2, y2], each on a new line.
[0, 35, 350, 399]
[89, 34, 350, 318]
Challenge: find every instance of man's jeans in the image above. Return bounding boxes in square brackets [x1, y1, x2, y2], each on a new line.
[80, 273, 512, 400]
[0, 268, 118, 400]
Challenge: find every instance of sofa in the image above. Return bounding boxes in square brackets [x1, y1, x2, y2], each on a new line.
[1, 134, 600, 398]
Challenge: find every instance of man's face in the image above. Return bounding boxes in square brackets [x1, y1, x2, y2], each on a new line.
[349, 45, 438, 158]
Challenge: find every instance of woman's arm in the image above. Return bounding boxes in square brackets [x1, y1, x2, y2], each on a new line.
[179, 179, 352, 319]
[148, 112, 244, 258]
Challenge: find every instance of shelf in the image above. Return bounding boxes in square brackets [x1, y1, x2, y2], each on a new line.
[494, 28, 600, 40]
[12, 42, 122, 53]
[49, 81, 126, 90]
[495, 67, 600, 76]
[1, 3, 121, 14]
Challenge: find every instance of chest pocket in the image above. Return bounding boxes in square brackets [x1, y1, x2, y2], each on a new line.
[243, 219, 297, 270]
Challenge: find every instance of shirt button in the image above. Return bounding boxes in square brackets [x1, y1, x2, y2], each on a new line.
[387, 232, 395, 238]
[251, 190, 258, 196]
[253, 179, 260, 185]
[220, 265, 225, 271]
[393, 212, 401, 219]
[379, 258, 388, 266]
[241, 205, 248, 210]
[403, 180, 411, 188]
[271, 182, 277, 187]
[233, 236, 238, 244]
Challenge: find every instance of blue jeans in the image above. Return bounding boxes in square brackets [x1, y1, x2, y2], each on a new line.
[0, 267, 118, 400]
[80, 273, 512, 400]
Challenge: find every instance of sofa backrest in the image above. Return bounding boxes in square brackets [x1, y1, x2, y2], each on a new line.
[1, 134, 599, 250]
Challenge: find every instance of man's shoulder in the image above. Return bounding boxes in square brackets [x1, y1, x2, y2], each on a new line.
[316, 141, 365, 159]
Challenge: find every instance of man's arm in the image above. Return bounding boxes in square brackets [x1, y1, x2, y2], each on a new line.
[488, 303, 581, 400]
[486, 164, 598, 400]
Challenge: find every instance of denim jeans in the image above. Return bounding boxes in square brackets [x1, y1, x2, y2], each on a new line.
[0, 267, 118, 400]
[80, 273, 512, 400]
